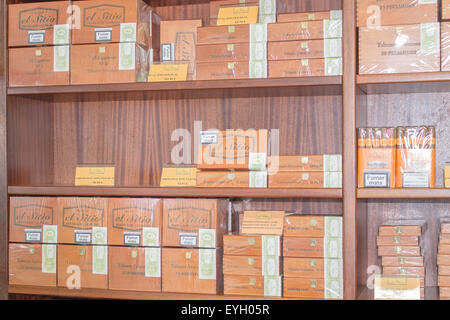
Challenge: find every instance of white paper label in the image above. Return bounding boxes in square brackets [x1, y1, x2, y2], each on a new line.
[145, 247, 161, 278]
[43, 225, 58, 243]
[249, 170, 268, 188]
[119, 42, 135, 70]
[264, 276, 281, 297]
[74, 230, 92, 244]
[95, 28, 112, 42]
[258, 14, 276, 24]
[324, 154, 342, 171]
[199, 229, 216, 248]
[92, 245, 108, 275]
[420, 23, 439, 54]
[120, 22, 137, 42]
[324, 237, 343, 259]
[262, 256, 279, 276]
[200, 131, 219, 145]
[262, 235, 281, 256]
[259, 0, 276, 15]
[325, 217, 343, 238]
[25, 229, 41, 242]
[28, 30, 45, 44]
[53, 45, 69, 72]
[324, 258, 343, 280]
[143, 227, 159, 246]
[324, 38, 342, 58]
[418, 0, 437, 4]
[325, 57, 343, 76]
[323, 19, 342, 39]
[249, 152, 267, 171]
[180, 233, 197, 246]
[250, 24, 268, 43]
[53, 24, 69, 45]
[161, 43, 174, 62]
[92, 227, 107, 245]
[124, 232, 141, 245]
[364, 171, 390, 188]
[249, 60, 267, 79]
[42, 244, 56, 274]
[330, 10, 343, 20]
[403, 172, 430, 188]
[325, 277, 344, 299]
[199, 249, 216, 280]
[324, 171, 342, 188]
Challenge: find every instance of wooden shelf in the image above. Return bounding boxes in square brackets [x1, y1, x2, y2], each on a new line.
[8, 285, 292, 300]
[8, 186, 343, 199]
[357, 188, 450, 199]
[7, 76, 342, 96]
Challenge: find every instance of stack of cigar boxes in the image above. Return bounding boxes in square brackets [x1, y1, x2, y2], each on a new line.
[377, 222, 426, 299]
[267, 10, 342, 78]
[357, 0, 443, 74]
[196, 129, 268, 188]
[438, 222, 450, 299]
[282, 215, 343, 299]
[267, 154, 342, 189]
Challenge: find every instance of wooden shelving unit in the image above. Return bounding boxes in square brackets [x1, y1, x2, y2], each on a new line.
[0, 0, 448, 301]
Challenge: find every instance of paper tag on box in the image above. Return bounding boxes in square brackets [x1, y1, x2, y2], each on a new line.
[160, 166, 197, 187]
[262, 255, 279, 276]
[148, 64, 188, 82]
[119, 42, 135, 70]
[199, 229, 216, 248]
[264, 275, 281, 297]
[199, 249, 216, 280]
[143, 227, 159, 246]
[54, 45, 69, 72]
[120, 23, 137, 42]
[241, 211, 284, 235]
[42, 244, 56, 274]
[216, 6, 259, 26]
[325, 278, 344, 299]
[145, 247, 161, 278]
[374, 275, 421, 300]
[262, 235, 280, 256]
[54, 24, 70, 45]
[75, 166, 115, 186]
[43, 225, 58, 243]
[25, 229, 41, 242]
[92, 245, 108, 275]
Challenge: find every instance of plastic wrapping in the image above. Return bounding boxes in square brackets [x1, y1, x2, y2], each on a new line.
[223, 275, 282, 297]
[268, 171, 342, 188]
[377, 236, 419, 246]
[378, 246, 422, 257]
[196, 61, 250, 80]
[444, 0, 450, 21]
[209, 0, 260, 25]
[197, 25, 251, 45]
[378, 220, 426, 236]
[283, 277, 343, 299]
[197, 129, 268, 170]
[160, 20, 202, 80]
[357, 0, 438, 27]
[58, 244, 108, 289]
[445, 162, 450, 188]
[108, 198, 162, 246]
[283, 237, 343, 259]
[162, 198, 229, 248]
[383, 266, 425, 277]
[268, 58, 342, 78]
[277, 10, 342, 23]
[71, 0, 161, 48]
[223, 255, 281, 276]
[283, 257, 343, 279]
[8, 1, 70, 47]
[223, 234, 281, 256]
[358, 127, 396, 188]
[396, 126, 435, 188]
[268, 155, 342, 173]
[268, 20, 342, 41]
[440, 265, 450, 275]
[196, 170, 268, 188]
[9, 197, 58, 244]
[161, 248, 222, 294]
[442, 23, 450, 71]
[359, 23, 441, 74]
[9, 243, 57, 287]
[283, 215, 342, 238]
[9, 46, 70, 87]
[108, 246, 161, 291]
[70, 43, 152, 84]
[197, 43, 250, 63]
[268, 39, 342, 61]
[381, 256, 424, 267]
[57, 197, 108, 244]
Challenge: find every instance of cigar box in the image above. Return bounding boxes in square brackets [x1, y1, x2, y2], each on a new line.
[441, 234, 450, 245]
[277, 10, 342, 23]
[381, 256, 424, 267]
[442, 223, 450, 234]
[383, 266, 425, 277]
[396, 126, 436, 188]
[196, 43, 250, 63]
[283, 257, 343, 279]
[268, 155, 342, 173]
[283, 216, 342, 238]
[9, 243, 56, 287]
[444, 0, 450, 21]
[437, 254, 450, 266]
[283, 237, 342, 259]
[196, 61, 250, 80]
[223, 275, 282, 297]
[268, 58, 342, 78]
[439, 265, 450, 275]
[196, 170, 268, 188]
[197, 129, 268, 170]
[380, 274, 425, 288]
[268, 171, 342, 188]
[9, 197, 58, 243]
[209, 0, 259, 26]
[162, 198, 228, 248]
[377, 236, 419, 246]
[9, 46, 70, 87]
[356, 0, 438, 27]
[58, 244, 108, 289]
[71, 0, 161, 47]
[283, 277, 343, 299]
[8, 1, 71, 47]
[160, 20, 202, 79]
[267, 20, 342, 42]
[378, 224, 422, 236]
[197, 25, 250, 45]
[438, 276, 450, 287]
[377, 245, 421, 256]
[441, 287, 450, 299]
[443, 23, 450, 72]
[57, 197, 108, 245]
[439, 245, 450, 255]
[445, 163, 450, 188]
[108, 246, 161, 291]
[108, 198, 162, 246]
[223, 255, 281, 276]
[268, 39, 341, 61]
[358, 127, 396, 188]
[161, 248, 222, 294]
[223, 234, 281, 256]
[70, 43, 152, 84]
[359, 24, 441, 74]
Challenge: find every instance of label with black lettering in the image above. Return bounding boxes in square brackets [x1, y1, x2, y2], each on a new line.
[74, 230, 92, 243]
[124, 232, 141, 245]
[200, 131, 219, 145]
[95, 28, 112, 42]
[161, 43, 174, 62]
[403, 172, 429, 188]
[364, 171, 390, 188]
[28, 30, 45, 44]
[180, 233, 197, 246]
[25, 229, 42, 242]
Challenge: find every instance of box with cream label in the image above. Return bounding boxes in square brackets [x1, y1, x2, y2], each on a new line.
[223, 234, 281, 256]
[162, 199, 229, 248]
[283, 237, 342, 259]
[268, 171, 342, 188]
[283, 277, 343, 299]
[9, 243, 57, 287]
[57, 197, 108, 245]
[283, 216, 342, 238]
[442, 23, 450, 72]
[9, 46, 70, 87]
[268, 58, 342, 78]
[268, 39, 342, 60]
[224, 275, 282, 297]
[268, 20, 342, 41]
[223, 255, 281, 276]
[268, 155, 342, 173]
[277, 10, 342, 23]
[196, 170, 267, 188]
[8, 1, 71, 47]
[283, 257, 343, 279]
[9, 197, 58, 244]
[108, 198, 162, 246]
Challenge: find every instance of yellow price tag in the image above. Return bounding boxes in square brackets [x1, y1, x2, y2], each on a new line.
[148, 64, 188, 82]
[75, 166, 115, 186]
[216, 6, 259, 26]
[160, 167, 197, 187]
